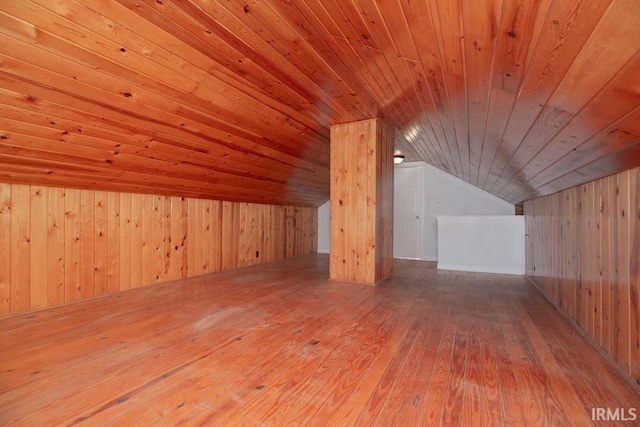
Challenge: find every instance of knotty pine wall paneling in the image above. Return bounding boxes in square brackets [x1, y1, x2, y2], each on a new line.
[30, 186, 47, 309]
[524, 166, 640, 383]
[95, 191, 108, 297]
[375, 119, 394, 282]
[48, 187, 66, 306]
[10, 184, 29, 313]
[330, 118, 393, 285]
[0, 183, 317, 317]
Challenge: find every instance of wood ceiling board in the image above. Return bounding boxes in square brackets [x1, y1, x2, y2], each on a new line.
[0, 76, 330, 182]
[0, 89, 328, 189]
[476, 0, 551, 187]
[479, 0, 616, 189]
[463, 0, 501, 186]
[397, 0, 459, 174]
[425, 0, 467, 180]
[0, 12, 330, 160]
[0, 0, 638, 206]
[532, 140, 640, 199]
[503, 108, 640, 204]
[174, 0, 361, 121]
[488, 2, 640, 198]
[497, 53, 640, 201]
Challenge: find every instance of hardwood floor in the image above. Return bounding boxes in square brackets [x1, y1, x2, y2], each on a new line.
[1, 254, 638, 426]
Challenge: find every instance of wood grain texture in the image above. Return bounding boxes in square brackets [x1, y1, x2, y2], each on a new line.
[0, 183, 11, 316]
[525, 165, 640, 384]
[329, 119, 393, 285]
[1, 255, 638, 425]
[0, 183, 317, 317]
[0, 0, 639, 206]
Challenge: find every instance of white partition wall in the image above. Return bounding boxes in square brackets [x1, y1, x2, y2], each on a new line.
[317, 200, 330, 254]
[319, 162, 517, 261]
[436, 216, 525, 275]
[423, 165, 514, 261]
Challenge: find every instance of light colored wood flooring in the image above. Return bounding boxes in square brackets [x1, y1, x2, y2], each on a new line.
[1, 254, 638, 426]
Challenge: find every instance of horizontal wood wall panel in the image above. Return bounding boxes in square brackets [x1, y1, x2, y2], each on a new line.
[0, 182, 317, 318]
[524, 166, 640, 383]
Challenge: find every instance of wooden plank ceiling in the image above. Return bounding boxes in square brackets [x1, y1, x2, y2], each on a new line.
[0, 0, 639, 206]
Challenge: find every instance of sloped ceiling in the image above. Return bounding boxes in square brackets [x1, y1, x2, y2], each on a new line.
[0, 0, 639, 206]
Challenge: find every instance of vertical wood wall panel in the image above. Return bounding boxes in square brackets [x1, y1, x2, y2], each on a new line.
[47, 187, 65, 306]
[210, 200, 222, 273]
[179, 197, 189, 278]
[616, 171, 631, 373]
[0, 184, 317, 318]
[0, 184, 8, 317]
[631, 168, 640, 380]
[119, 192, 132, 291]
[161, 196, 172, 282]
[107, 191, 120, 293]
[141, 194, 154, 287]
[601, 177, 613, 356]
[221, 201, 237, 271]
[94, 191, 108, 297]
[11, 185, 30, 313]
[80, 190, 95, 300]
[153, 196, 164, 283]
[169, 196, 182, 281]
[524, 166, 640, 383]
[30, 186, 47, 309]
[187, 198, 199, 276]
[64, 189, 81, 301]
[200, 198, 209, 273]
[607, 176, 619, 360]
[130, 194, 143, 289]
[593, 180, 602, 345]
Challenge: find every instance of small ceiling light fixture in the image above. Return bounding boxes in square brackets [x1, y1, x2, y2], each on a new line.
[393, 153, 405, 164]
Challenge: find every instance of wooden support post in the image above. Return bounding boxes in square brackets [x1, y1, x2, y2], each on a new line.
[330, 118, 394, 284]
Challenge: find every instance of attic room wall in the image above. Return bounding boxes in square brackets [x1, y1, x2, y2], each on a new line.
[524, 166, 639, 384]
[0, 183, 317, 318]
[422, 163, 514, 261]
[317, 162, 514, 259]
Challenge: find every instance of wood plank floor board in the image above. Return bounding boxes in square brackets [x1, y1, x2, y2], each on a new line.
[498, 297, 574, 425]
[319, 311, 423, 425]
[461, 316, 506, 427]
[82, 312, 323, 425]
[176, 287, 379, 425]
[90, 276, 375, 425]
[384, 328, 443, 426]
[273, 295, 417, 425]
[1, 255, 639, 426]
[417, 306, 457, 426]
[0, 261, 333, 424]
[214, 298, 380, 425]
[3, 289, 316, 423]
[526, 279, 640, 420]
[369, 297, 446, 426]
[233, 286, 408, 426]
[518, 305, 593, 425]
[360, 315, 427, 426]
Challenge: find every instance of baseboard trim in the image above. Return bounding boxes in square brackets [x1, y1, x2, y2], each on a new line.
[437, 262, 524, 275]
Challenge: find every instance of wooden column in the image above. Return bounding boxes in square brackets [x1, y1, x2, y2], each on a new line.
[330, 118, 394, 285]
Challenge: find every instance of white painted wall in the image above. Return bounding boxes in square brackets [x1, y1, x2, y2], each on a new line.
[317, 200, 330, 254]
[421, 163, 514, 261]
[393, 163, 424, 259]
[437, 216, 525, 275]
[317, 161, 515, 260]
